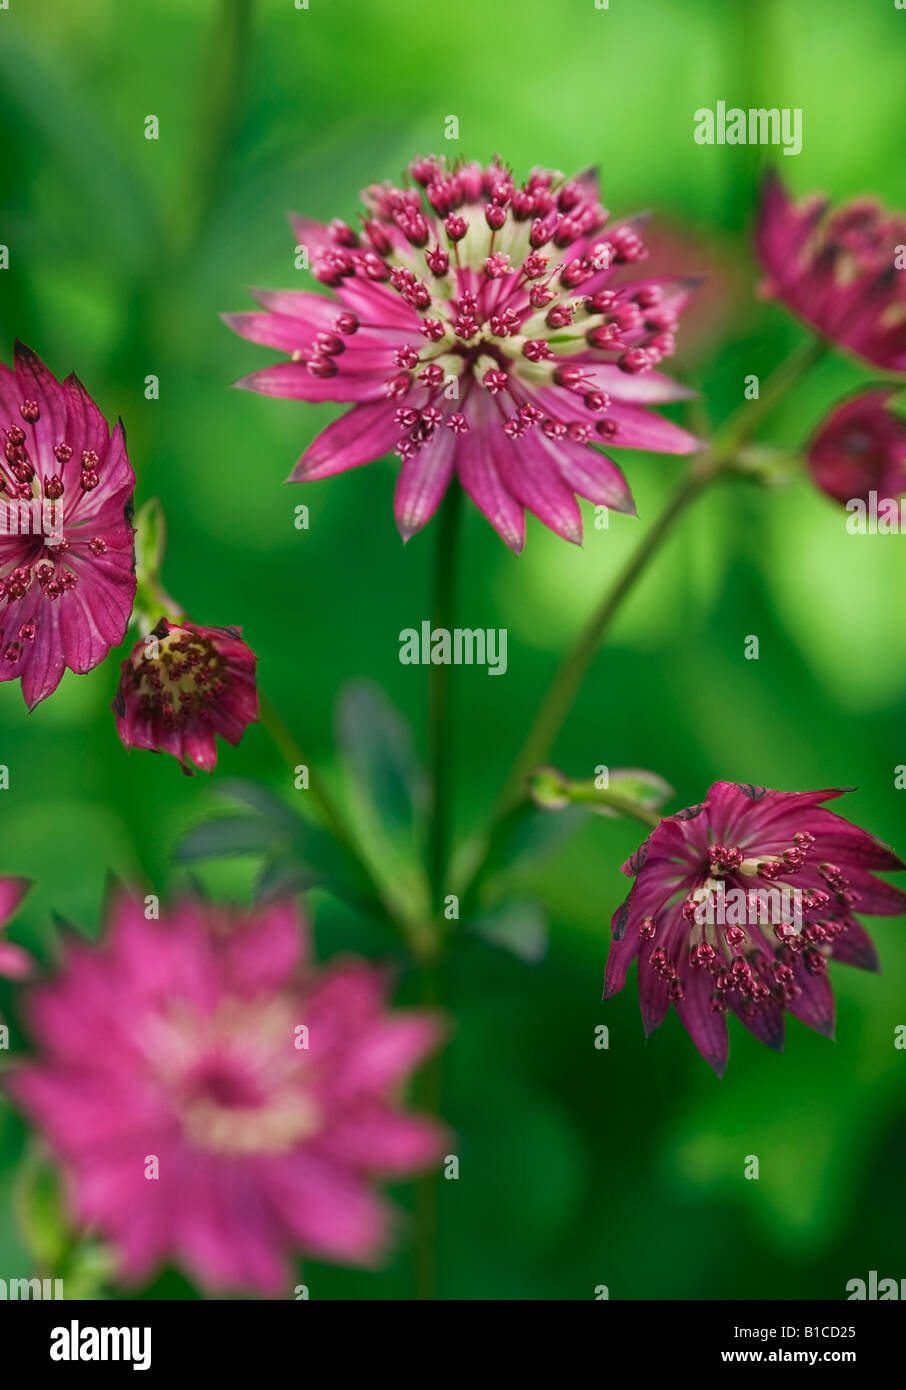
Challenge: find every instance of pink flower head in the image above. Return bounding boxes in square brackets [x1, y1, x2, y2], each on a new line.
[225, 156, 702, 551]
[113, 618, 258, 773]
[603, 782, 906, 1074]
[0, 343, 136, 708]
[756, 172, 906, 372]
[808, 388, 906, 506]
[0, 877, 32, 980]
[8, 893, 446, 1295]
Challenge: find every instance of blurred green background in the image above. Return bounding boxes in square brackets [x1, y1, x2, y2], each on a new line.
[2, 0, 906, 1300]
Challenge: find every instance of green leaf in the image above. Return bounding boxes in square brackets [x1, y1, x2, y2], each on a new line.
[177, 783, 383, 914]
[253, 859, 319, 902]
[134, 498, 167, 589]
[176, 815, 283, 862]
[62, 1242, 116, 1300]
[14, 1147, 69, 1271]
[335, 682, 430, 917]
[485, 802, 588, 883]
[470, 899, 548, 963]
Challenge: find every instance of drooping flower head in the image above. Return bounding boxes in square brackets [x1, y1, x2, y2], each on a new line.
[0, 877, 32, 980]
[808, 388, 906, 506]
[226, 156, 702, 550]
[757, 172, 906, 372]
[0, 344, 136, 707]
[113, 618, 258, 773]
[604, 782, 906, 1074]
[8, 893, 445, 1295]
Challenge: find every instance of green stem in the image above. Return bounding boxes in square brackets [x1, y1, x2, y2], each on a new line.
[710, 335, 828, 458]
[497, 457, 717, 815]
[185, 0, 253, 252]
[256, 692, 385, 908]
[414, 483, 464, 1302]
[549, 781, 663, 829]
[427, 484, 464, 910]
[459, 336, 829, 902]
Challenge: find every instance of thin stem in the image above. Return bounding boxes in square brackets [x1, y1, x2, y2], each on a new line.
[711, 335, 828, 458]
[414, 483, 464, 1302]
[497, 337, 828, 816]
[185, 0, 253, 252]
[497, 460, 716, 814]
[458, 335, 829, 905]
[256, 692, 383, 908]
[427, 484, 464, 908]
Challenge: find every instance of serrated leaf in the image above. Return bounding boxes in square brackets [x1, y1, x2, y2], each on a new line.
[489, 803, 588, 882]
[176, 815, 284, 862]
[134, 498, 167, 589]
[253, 859, 319, 903]
[218, 779, 299, 826]
[337, 681, 429, 836]
[471, 899, 549, 963]
[335, 681, 430, 916]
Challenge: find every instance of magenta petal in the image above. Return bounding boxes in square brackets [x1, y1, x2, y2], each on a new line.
[262, 1153, 389, 1264]
[490, 427, 584, 544]
[675, 959, 729, 1074]
[638, 944, 672, 1038]
[289, 402, 401, 481]
[223, 312, 315, 353]
[394, 425, 457, 541]
[786, 960, 836, 1038]
[235, 364, 385, 403]
[580, 364, 696, 404]
[455, 394, 525, 551]
[605, 404, 702, 455]
[829, 922, 881, 972]
[534, 430, 636, 512]
[0, 940, 33, 979]
[0, 876, 30, 923]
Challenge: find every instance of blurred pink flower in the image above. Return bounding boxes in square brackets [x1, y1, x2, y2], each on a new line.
[604, 782, 906, 1074]
[808, 388, 906, 505]
[0, 877, 32, 979]
[0, 343, 136, 708]
[226, 156, 702, 551]
[8, 893, 446, 1295]
[756, 172, 906, 371]
[112, 619, 258, 773]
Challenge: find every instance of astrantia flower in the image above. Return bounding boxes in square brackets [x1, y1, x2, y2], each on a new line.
[113, 618, 258, 773]
[0, 877, 32, 979]
[808, 388, 906, 505]
[226, 156, 701, 550]
[603, 782, 906, 1074]
[0, 343, 136, 707]
[8, 893, 445, 1295]
[757, 172, 906, 372]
